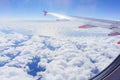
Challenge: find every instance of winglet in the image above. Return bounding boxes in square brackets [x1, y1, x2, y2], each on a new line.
[43, 10, 47, 16]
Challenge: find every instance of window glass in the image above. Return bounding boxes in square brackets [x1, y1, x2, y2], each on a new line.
[0, 0, 120, 80]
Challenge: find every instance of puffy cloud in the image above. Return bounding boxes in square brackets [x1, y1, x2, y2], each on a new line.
[0, 26, 120, 80]
[0, 66, 34, 80]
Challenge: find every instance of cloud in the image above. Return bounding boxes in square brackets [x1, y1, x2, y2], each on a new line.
[0, 25, 120, 80]
[0, 66, 34, 80]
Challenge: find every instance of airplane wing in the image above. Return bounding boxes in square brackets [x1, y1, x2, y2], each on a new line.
[43, 10, 120, 36]
[76, 17, 120, 36]
[43, 10, 73, 20]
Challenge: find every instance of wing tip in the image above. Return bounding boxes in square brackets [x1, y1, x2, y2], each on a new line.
[43, 10, 47, 16]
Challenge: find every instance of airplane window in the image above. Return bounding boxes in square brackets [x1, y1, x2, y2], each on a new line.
[0, 0, 120, 80]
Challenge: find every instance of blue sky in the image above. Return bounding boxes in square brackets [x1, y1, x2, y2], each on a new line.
[0, 0, 120, 20]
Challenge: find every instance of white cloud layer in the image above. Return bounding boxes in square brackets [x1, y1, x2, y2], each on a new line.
[0, 26, 119, 80]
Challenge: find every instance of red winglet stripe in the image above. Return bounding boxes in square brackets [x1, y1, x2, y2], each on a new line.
[78, 25, 88, 28]
[117, 41, 120, 44]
